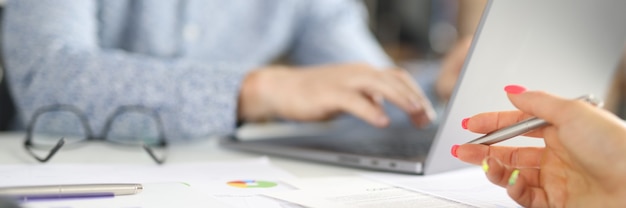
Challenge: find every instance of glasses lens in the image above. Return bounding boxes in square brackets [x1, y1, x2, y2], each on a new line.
[30, 110, 87, 148]
[105, 110, 163, 146]
[105, 109, 167, 163]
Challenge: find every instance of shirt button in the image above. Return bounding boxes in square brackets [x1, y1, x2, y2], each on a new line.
[183, 24, 200, 42]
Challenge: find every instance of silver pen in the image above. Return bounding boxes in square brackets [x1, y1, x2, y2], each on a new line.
[0, 183, 142, 200]
[467, 94, 603, 145]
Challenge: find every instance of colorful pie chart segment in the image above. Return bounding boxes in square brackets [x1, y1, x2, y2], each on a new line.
[227, 180, 278, 188]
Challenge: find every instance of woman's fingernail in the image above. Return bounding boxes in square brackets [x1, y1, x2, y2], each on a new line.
[451, 145, 460, 158]
[461, 118, 470, 129]
[504, 85, 527, 94]
[508, 169, 520, 186]
[481, 158, 489, 173]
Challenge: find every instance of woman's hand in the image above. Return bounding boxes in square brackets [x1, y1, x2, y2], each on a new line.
[454, 87, 626, 207]
[238, 63, 436, 128]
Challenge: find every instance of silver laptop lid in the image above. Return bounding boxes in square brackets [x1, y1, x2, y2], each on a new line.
[426, 0, 626, 174]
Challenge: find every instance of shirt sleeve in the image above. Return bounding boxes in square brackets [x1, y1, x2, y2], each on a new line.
[290, 0, 394, 68]
[3, 0, 248, 140]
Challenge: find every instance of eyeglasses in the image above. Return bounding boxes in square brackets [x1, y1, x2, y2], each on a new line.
[24, 104, 168, 164]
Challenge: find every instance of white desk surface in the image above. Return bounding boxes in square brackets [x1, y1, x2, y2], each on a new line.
[0, 132, 366, 177]
[0, 129, 537, 208]
[0, 119, 543, 176]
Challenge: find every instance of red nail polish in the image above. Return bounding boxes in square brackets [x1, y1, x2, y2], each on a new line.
[461, 118, 470, 130]
[504, 85, 527, 94]
[451, 145, 460, 158]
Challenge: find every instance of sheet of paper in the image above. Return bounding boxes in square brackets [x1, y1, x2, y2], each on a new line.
[0, 157, 298, 208]
[362, 167, 520, 208]
[266, 176, 471, 208]
[282, 176, 391, 190]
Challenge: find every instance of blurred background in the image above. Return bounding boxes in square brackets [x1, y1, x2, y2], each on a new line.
[1, 0, 625, 131]
[0, 0, 490, 131]
[363, 0, 626, 117]
[363, 0, 485, 62]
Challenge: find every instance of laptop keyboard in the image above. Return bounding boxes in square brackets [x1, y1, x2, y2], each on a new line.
[258, 125, 438, 159]
[322, 127, 437, 158]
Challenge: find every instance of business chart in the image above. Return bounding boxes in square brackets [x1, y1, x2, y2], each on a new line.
[227, 180, 278, 188]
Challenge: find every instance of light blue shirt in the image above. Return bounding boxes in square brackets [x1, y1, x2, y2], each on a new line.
[3, 0, 392, 140]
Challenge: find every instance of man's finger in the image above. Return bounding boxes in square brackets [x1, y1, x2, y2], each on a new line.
[394, 69, 437, 118]
[390, 69, 437, 126]
[337, 92, 388, 128]
[358, 74, 421, 117]
[356, 71, 434, 128]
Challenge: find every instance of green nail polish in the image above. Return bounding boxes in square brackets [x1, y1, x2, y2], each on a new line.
[481, 158, 489, 173]
[508, 169, 520, 186]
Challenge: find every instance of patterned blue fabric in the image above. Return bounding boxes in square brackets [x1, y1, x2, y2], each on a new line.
[3, 0, 392, 141]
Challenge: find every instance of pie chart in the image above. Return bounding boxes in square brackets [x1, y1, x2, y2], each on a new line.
[227, 180, 278, 188]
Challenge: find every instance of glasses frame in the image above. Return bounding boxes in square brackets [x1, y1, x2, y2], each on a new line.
[24, 104, 168, 164]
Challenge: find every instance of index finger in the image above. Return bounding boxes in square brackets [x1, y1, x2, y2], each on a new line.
[506, 90, 595, 126]
[390, 69, 437, 124]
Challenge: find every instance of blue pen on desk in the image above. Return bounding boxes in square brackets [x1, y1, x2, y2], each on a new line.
[466, 94, 603, 145]
[0, 183, 142, 202]
[0, 196, 21, 208]
[14, 193, 114, 202]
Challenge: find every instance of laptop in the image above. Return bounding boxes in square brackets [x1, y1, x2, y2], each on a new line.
[220, 0, 626, 175]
